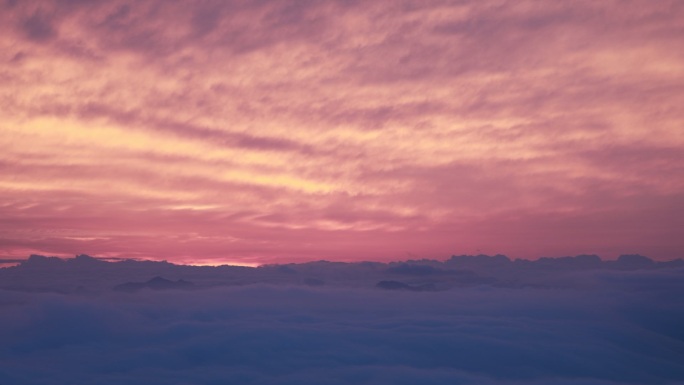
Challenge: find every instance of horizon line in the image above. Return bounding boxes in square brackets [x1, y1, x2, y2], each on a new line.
[2, 252, 681, 269]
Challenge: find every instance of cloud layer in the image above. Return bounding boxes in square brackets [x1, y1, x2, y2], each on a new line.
[2, 275, 684, 384]
[2, 255, 684, 384]
[1, 1, 683, 263]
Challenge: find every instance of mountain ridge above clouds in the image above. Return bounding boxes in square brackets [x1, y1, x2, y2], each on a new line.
[1, 253, 682, 294]
[113, 276, 196, 293]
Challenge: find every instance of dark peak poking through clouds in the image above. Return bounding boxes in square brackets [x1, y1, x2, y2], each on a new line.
[1, 1, 683, 265]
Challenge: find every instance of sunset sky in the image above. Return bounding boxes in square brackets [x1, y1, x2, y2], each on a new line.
[1, 0, 683, 265]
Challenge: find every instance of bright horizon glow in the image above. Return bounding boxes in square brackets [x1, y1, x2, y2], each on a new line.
[1, 1, 683, 264]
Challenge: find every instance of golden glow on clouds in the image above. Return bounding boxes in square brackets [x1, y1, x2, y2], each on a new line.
[1, 0, 683, 263]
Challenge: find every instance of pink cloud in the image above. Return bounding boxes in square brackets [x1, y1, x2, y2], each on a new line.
[1, 0, 682, 264]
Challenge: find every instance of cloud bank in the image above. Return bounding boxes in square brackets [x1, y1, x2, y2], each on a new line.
[2, 255, 684, 385]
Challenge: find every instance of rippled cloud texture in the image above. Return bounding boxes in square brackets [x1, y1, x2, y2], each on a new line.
[1, 1, 683, 263]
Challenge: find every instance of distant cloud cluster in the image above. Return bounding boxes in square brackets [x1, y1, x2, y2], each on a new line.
[1, 254, 684, 384]
[1, 0, 683, 263]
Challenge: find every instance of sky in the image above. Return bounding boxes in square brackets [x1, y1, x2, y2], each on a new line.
[1, 0, 683, 265]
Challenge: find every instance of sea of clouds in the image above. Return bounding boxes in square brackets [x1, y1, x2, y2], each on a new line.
[1, 257, 684, 385]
